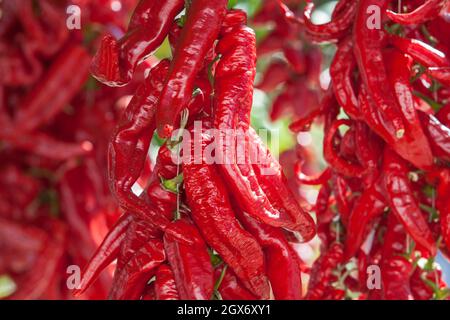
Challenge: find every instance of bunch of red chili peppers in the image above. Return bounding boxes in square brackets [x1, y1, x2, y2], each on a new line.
[1, 0, 450, 300]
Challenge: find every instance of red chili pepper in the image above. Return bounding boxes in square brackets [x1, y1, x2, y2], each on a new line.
[419, 112, 450, 162]
[298, 167, 332, 186]
[306, 242, 344, 300]
[214, 266, 257, 300]
[330, 37, 360, 119]
[256, 60, 291, 92]
[345, 181, 386, 260]
[303, 0, 357, 43]
[324, 119, 366, 178]
[154, 264, 179, 300]
[428, 67, 450, 87]
[248, 128, 316, 240]
[386, 0, 447, 25]
[436, 169, 450, 253]
[382, 256, 414, 300]
[91, 0, 185, 86]
[381, 147, 437, 256]
[354, 0, 406, 138]
[14, 44, 91, 132]
[389, 35, 450, 68]
[315, 183, 332, 218]
[109, 238, 165, 300]
[182, 128, 270, 299]
[163, 218, 214, 300]
[235, 210, 303, 300]
[384, 49, 434, 170]
[74, 214, 132, 296]
[155, 0, 228, 138]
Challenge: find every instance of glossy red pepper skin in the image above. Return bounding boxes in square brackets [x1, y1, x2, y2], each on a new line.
[386, 0, 447, 25]
[215, 266, 257, 300]
[248, 128, 316, 240]
[14, 44, 90, 132]
[436, 169, 450, 253]
[384, 49, 434, 170]
[91, 0, 185, 86]
[324, 119, 366, 178]
[306, 242, 344, 300]
[419, 112, 450, 162]
[382, 256, 414, 300]
[108, 60, 173, 232]
[74, 214, 132, 296]
[345, 181, 386, 260]
[381, 148, 437, 256]
[109, 238, 165, 300]
[235, 210, 303, 300]
[303, 0, 357, 43]
[183, 129, 270, 300]
[154, 264, 180, 300]
[155, 0, 228, 138]
[330, 37, 360, 119]
[428, 67, 450, 86]
[163, 219, 214, 300]
[353, 0, 405, 137]
[389, 35, 449, 69]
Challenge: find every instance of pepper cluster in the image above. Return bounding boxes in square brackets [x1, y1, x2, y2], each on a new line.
[74, 0, 319, 300]
[274, 0, 450, 299]
[0, 0, 140, 299]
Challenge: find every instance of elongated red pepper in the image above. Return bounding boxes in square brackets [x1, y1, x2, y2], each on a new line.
[389, 35, 449, 68]
[386, 0, 447, 25]
[154, 264, 179, 300]
[214, 266, 257, 300]
[306, 242, 344, 300]
[256, 60, 291, 91]
[381, 148, 436, 256]
[14, 44, 91, 132]
[155, 0, 228, 138]
[428, 67, 450, 86]
[303, 0, 357, 42]
[419, 112, 450, 162]
[384, 49, 434, 169]
[248, 128, 316, 240]
[109, 238, 165, 300]
[182, 129, 270, 299]
[108, 60, 174, 233]
[353, 0, 405, 138]
[235, 210, 303, 300]
[436, 169, 450, 253]
[345, 182, 386, 259]
[324, 119, 366, 178]
[74, 214, 132, 296]
[330, 37, 360, 119]
[91, 0, 185, 86]
[163, 218, 214, 300]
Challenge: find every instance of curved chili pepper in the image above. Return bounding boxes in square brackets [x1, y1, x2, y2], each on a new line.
[306, 242, 344, 300]
[345, 181, 386, 259]
[109, 238, 165, 300]
[298, 167, 332, 186]
[428, 66, 450, 86]
[74, 214, 132, 296]
[389, 35, 449, 68]
[381, 147, 437, 256]
[108, 60, 174, 233]
[386, 0, 447, 25]
[155, 0, 228, 138]
[419, 112, 450, 162]
[163, 218, 214, 300]
[354, 121, 383, 184]
[248, 128, 316, 240]
[214, 266, 257, 300]
[315, 183, 332, 217]
[330, 37, 360, 119]
[324, 119, 366, 178]
[384, 49, 434, 170]
[154, 264, 179, 300]
[353, 0, 405, 138]
[182, 129, 270, 299]
[15, 44, 91, 132]
[91, 0, 184, 86]
[256, 60, 291, 92]
[303, 0, 357, 43]
[382, 256, 414, 300]
[235, 210, 303, 300]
